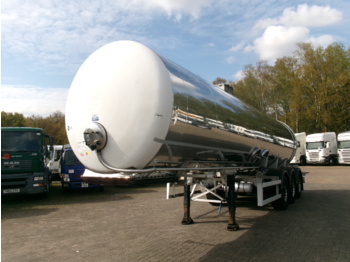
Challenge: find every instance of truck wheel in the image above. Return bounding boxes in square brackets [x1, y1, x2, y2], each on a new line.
[329, 157, 336, 166]
[273, 174, 289, 210]
[62, 184, 70, 193]
[40, 183, 50, 198]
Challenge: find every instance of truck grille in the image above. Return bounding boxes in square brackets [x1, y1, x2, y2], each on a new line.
[340, 151, 350, 163]
[308, 152, 319, 160]
[1, 159, 32, 171]
[1, 173, 32, 189]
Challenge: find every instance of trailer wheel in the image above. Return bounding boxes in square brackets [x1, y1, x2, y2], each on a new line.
[273, 174, 289, 210]
[288, 174, 296, 204]
[295, 172, 303, 199]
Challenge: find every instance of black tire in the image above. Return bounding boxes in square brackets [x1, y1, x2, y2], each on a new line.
[288, 174, 296, 204]
[328, 157, 337, 166]
[295, 172, 303, 199]
[39, 182, 50, 198]
[98, 186, 105, 193]
[62, 184, 70, 193]
[273, 174, 289, 210]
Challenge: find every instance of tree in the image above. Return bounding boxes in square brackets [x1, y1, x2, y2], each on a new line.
[1, 112, 26, 127]
[46, 111, 68, 145]
[233, 61, 274, 115]
[1, 111, 69, 145]
[227, 41, 350, 134]
[271, 56, 300, 129]
[213, 77, 227, 85]
[322, 43, 350, 132]
[26, 111, 68, 145]
[294, 42, 350, 133]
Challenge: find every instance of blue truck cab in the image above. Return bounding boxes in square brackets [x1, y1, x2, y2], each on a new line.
[60, 145, 104, 192]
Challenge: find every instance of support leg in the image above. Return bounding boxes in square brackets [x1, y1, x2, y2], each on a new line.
[227, 175, 239, 231]
[181, 176, 194, 225]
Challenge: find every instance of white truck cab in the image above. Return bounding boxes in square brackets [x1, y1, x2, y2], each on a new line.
[47, 145, 64, 180]
[305, 132, 337, 165]
[290, 132, 306, 165]
[337, 131, 350, 164]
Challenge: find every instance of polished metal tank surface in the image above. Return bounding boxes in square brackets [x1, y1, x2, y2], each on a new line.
[65, 41, 295, 173]
[151, 56, 296, 166]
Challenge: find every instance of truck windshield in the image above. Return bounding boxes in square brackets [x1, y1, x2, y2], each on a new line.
[1, 131, 42, 152]
[338, 141, 350, 149]
[306, 142, 325, 150]
[64, 150, 82, 166]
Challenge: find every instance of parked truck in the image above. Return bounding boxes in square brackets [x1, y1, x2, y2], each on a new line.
[305, 132, 337, 165]
[1, 127, 54, 196]
[337, 131, 350, 165]
[290, 132, 306, 165]
[61, 145, 104, 192]
[47, 145, 63, 181]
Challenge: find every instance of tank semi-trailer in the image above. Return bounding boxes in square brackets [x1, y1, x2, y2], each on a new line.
[65, 41, 305, 231]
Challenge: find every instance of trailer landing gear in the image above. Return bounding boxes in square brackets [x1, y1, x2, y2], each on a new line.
[180, 174, 240, 230]
[181, 177, 194, 225]
[227, 175, 240, 231]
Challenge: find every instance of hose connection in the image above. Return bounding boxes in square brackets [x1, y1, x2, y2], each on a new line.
[83, 122, 107, 151]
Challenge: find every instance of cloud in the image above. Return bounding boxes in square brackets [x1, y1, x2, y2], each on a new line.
[1, 85, 69, 117]
[278, 4, 343, 27]
[2, 1, 142, 68]
[254, 26, 310, 62]
[133, 0, 213, 20]
[233, 70, 244, 81]
[253, 25, 336, 63]
[1, 0, 214, 74]
[248, 4, 342, 63]
[225, 55, 235, 64]
[308, 35, 335, 46]
[255, 4, 343, 30]
[229, 42, 245, 52]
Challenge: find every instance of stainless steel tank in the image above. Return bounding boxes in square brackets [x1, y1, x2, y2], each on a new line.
[65, 40, 296, 174]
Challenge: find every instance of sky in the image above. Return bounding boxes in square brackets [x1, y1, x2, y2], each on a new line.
[1, 0, 349, 117]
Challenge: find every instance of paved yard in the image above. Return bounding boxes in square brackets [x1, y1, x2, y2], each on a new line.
[2, 166, 350, 262]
